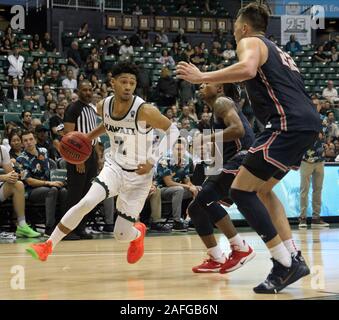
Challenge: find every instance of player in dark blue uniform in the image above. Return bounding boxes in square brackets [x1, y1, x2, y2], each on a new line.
[177, 3, 320, 293]
[188, 83, 256, 274]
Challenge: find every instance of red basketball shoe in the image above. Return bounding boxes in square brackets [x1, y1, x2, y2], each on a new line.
[26, 240, 53, 262]
[192, 255, 226, 273]
[219, 243, 255, 274]
[127, 222, 146, 264]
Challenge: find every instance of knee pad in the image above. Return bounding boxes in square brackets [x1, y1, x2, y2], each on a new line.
[230, 188, 277, 243]
[188, 199, 214, 236]
[114, 216, 137, 242]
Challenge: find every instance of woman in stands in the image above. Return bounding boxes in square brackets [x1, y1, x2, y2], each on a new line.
[9, 131, 23, 163]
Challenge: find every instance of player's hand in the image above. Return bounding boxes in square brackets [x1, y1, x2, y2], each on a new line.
[76, 163, 86, 174]
[176, 62, 204, 84]
[3, 171, 19, 184]
[136, 161, 153, 175]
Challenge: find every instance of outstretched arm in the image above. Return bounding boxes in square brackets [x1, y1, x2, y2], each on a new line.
[176, 37, 264, 84]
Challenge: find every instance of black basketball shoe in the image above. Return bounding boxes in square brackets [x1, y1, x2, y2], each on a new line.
[253, 251, 310, 294]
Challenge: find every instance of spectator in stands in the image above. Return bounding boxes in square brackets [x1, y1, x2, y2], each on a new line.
[285, 34, 302, 54]
[8, 131, 23, 162]
[312, 45, 330, 63]
[90, 74, 101, 92]
[156, 67, 177, 107]
[62, 69, 77, 92]
[105, 35, 120, 56]
[4, 122, 20, 143]
[17, 131, 67, 236]
[86, 47, 101, 72]
[31, 118, 42, 131]
[324, 111, 339, 139]
[158, 49, 175, 67]
[33, 69, 45, 87]
[165, 107, 175, 121]
[59, 64, 67, 80]
[322, 80, 338, 104]
[202, 104, 212, 118]
[137, 32, 149, 49]
[197, 112, 211, 132]
[132, 5, 143, 15]
[0, 144, 40, 238]
[20, 111, 33, 131]
[158, 29, 169, 46]
[174, 28, 187, 44]
[67, 41, 83, 78]
[157, 139, 198, 231]
[16, 38, 29, 54]
[6, 77, 24, 101]
[187, 101, 198, 122]
[190, 46, 206, 69]
[208, 48, 223, 69]
[41, 32, 56, 52]
[39, 84, 56, 107]
[29, 34, 43, 52]
[23, 77, 39, 102]
[330, 46, 338, 62]
[0, 82, 7, 104]
[222, 41, 236, 60]
[27, 59, 42, 79]
[178, 79, 195, 106]
[183, 43, 194, 61]
[101, 71, 113, 95]
[0, 38, 12, 55]
[43, 57, 56, 76]
[119, 39, 134, 61]
[324, 141, 336, 161]
[45, 69, 62, 89]
[7, 45, 25, 80]
[178, 105, 196, 130]
[178, 1, 189, 14]
[147, 5, 156, 15]
[78, 22, 90, 39]
[298, 132, 328, 228]
[35, 124, 58, 161]
[170, 42, 182, 63]
[158, 5, 169, 16]
[129, 30, 142, 47]
[4, 26, 16, 44]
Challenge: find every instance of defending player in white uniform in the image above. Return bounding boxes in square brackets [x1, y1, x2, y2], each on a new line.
[27, 62, 180, 264]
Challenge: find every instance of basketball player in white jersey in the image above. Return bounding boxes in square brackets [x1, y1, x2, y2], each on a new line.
[27, 62, 180, 263]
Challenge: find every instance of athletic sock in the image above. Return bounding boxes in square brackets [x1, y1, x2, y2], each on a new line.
[49, 226, 67, 249]
[207, 245, 226, 263]
[269, 242, 292, 267]
[229, 234, 249, 252]
[283, 239, 298, 257]
[17, 217, 27, 227]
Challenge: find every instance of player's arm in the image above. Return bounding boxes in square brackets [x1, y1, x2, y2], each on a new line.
[176, 37, 264, 84]
[204, 97, 245, 143]
[136, 104, 180, 175]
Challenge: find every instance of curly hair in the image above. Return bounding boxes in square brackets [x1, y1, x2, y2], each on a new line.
[111, 62, 139, 79]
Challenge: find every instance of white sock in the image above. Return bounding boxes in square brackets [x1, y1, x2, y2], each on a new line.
[229, 234, 249, 252]
[269, 243, 292, 267]
[17, 217, 27, 227]
[283, 239, 298, 257]
[49, 226, 67, 249]
[207, 245, 226, 263]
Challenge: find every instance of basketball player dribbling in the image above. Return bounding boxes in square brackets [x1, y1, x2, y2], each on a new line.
[26, 62, 180, 264]
[177, 3, 321, 293]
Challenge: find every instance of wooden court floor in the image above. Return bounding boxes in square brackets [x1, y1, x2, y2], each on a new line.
[0, 227, 338, 300]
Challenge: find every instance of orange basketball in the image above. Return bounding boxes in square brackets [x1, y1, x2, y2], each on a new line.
[60, 132, 92, 164]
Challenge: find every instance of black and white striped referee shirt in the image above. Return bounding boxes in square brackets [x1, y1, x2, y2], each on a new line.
[64, 100, 98, 146]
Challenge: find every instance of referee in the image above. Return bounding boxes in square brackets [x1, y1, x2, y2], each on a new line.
[63, 80, 98, 239]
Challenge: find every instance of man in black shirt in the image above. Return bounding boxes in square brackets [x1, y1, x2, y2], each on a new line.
[63, 80, 98, 239]
[67, 41, 83, 78]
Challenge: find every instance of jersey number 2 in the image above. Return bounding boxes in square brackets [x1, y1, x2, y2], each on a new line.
[114, 136, 127, 156]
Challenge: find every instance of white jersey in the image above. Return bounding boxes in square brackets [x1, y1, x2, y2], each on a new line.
[102, 95, 154, 170]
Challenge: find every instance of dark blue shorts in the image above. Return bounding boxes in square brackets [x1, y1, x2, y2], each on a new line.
[242, 130, 318, 181]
